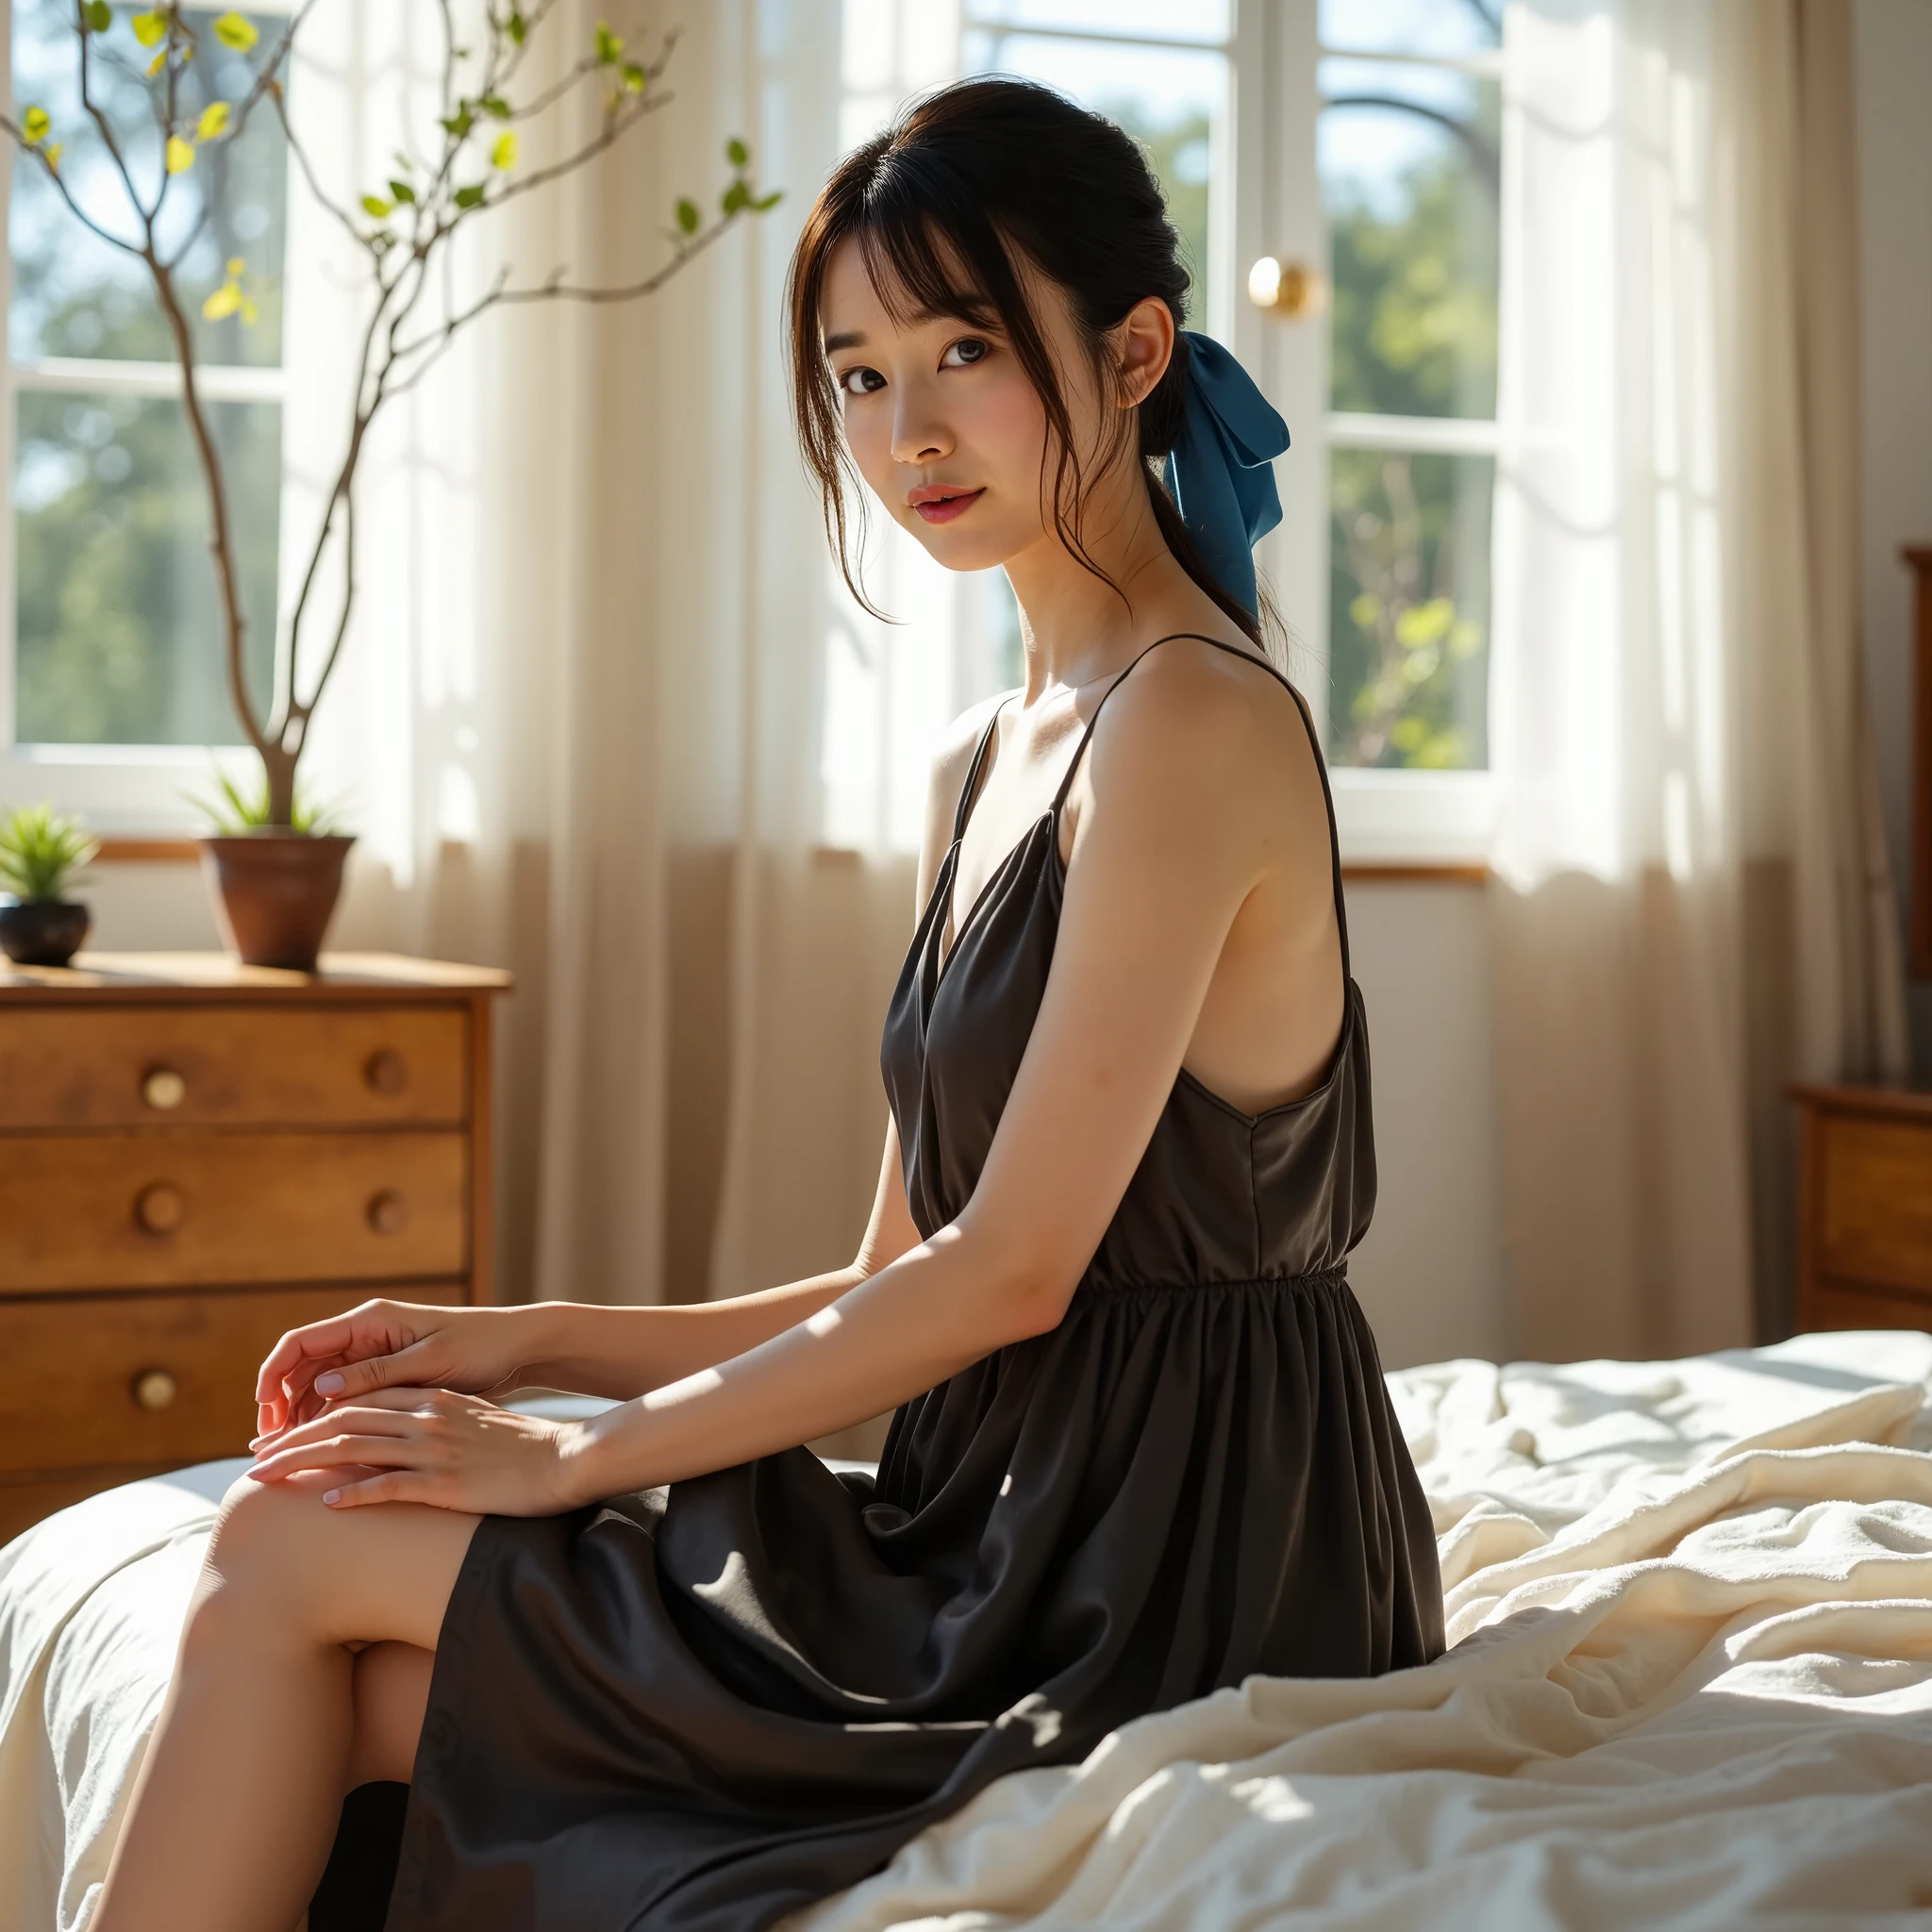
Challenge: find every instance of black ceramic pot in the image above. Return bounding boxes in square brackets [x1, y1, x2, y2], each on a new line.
[0, 896, 91, 967]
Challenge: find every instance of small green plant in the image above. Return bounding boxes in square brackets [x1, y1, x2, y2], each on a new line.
[192, 768, 340, 836]
[0, 804, 99, 903]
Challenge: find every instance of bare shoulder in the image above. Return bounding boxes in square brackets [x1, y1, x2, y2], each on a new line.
[1081, 636, 1316, 813]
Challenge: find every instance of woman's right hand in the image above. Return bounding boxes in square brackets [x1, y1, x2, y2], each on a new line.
[252, 1299, 539, 1443]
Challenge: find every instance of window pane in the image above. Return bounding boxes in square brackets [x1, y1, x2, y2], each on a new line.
[965, 0, 1229, 42]
[10, 2, 288, 366]
[14, 390, 278, 745]
[1320, 58, 1498, 418]
[1319, 0, 1501, 58]
[1327, 448, 1491, 771]
[962, 34, 1224, 317]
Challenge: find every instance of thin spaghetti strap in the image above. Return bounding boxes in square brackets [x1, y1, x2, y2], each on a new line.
[1050, 631, 1352, 978]
[951, 697, 1011, 844]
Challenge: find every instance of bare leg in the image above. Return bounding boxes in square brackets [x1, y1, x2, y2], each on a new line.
[92, 1471, 479, 1932]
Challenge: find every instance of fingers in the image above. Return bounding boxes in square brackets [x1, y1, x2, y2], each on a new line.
[250, 1386, 457, 1453]
[321, 1471, 436, 1509]
[254, 1313, 358, 1408]
[248, 1426, 440, 1486]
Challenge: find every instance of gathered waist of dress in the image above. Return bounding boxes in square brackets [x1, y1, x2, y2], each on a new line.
[1072, 1266, 1352, 1300]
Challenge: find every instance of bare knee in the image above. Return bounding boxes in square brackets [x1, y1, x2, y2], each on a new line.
[188, 1474, 338, 1654]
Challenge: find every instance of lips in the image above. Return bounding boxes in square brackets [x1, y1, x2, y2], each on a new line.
[908, 487, 984, 525]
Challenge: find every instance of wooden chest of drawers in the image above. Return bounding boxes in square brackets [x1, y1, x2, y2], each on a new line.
[1793, 1083, 1932, 1334]
[0, 951, 509, 1544]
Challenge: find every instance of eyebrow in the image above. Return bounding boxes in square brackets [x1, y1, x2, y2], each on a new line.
[823, 302, 996, 358]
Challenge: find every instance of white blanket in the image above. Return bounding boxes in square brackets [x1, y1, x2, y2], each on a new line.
[5, 1333, 1931, 1930]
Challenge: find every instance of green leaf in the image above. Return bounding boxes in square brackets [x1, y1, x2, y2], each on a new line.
[454, 183, 487, 209]
[0, 804, 98, 901]
[752, 188, 783, 211]
[593, 19, 623, 63]
[491, 130, 518, 171]
[720, 179, 749, 217]
[196, 99, 230, 142]
[674, 196, 699, 236]
[360, 192, 391, 218]
[387, 177, 415, 205]
[145, 44, 166, 75]
[620, 60, 645, 93]
[507, 9, 525, 45]
[212, 10, 258, 51]
[202, 281, 242, 320]
[725, 137, 748, 168]
[481, 93, 510, 119]
[130, 9, 165, 46]
[43, 142, 61, 171]
[82, 1, 111, 33]
[21, 106, 49, 144]
[165, 133, 195, 174]
[440, 104, 475, 141]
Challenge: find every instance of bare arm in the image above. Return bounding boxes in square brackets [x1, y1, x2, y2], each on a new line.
[252, 649, 1309, 1511]
[257, 701, 991, 1429]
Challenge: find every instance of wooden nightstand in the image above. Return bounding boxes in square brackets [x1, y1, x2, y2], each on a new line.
[1791, 1083, 1932, 1334]
[0, 951, 510, 1543]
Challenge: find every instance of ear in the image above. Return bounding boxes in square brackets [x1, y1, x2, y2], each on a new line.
[1114, 296, 1175, 409]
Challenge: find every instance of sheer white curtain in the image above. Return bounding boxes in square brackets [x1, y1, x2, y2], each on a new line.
[1488, 0, 1907, 1359]
[280, 0, 902, 1321]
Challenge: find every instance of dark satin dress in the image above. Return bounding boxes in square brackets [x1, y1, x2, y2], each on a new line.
[377, 632, 1443, 1932]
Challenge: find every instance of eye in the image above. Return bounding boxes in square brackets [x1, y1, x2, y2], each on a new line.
[941, 338, 991, 370]
[838, 365, 886, 398]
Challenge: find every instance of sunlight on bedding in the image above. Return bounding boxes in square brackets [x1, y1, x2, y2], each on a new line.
[3, 1331, 1930, 1931]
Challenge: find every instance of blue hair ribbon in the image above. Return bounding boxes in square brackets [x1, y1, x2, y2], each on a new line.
[1161, 331, 1290, 614]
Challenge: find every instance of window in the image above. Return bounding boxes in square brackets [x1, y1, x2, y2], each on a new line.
[2, 0, 290, 823]
[1318, 0, 1500, 774]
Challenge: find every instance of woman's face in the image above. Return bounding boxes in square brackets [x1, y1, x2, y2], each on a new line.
[819, 237, 1124, 575]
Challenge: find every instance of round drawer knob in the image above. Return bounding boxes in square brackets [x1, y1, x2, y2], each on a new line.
[131, 1368, 178, 1412]
[364, 1049, 408, 1097]
[367, 1190, 409, 1236]
[135, 1182, 185, 1234]
[141, 1067, 187, 1111]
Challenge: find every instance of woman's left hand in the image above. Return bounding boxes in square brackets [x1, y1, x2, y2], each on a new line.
[244, 1388, 598, 1515]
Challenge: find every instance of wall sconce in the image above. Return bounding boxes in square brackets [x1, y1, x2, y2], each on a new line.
[1246, 257, 1327, 319]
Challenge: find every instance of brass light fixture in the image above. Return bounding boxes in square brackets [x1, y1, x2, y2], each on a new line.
[1246, 256, 1327, 319]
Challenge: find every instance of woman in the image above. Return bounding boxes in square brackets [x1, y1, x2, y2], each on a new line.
[94, 77, 1442, 1932]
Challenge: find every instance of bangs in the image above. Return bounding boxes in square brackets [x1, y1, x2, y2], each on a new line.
[848, 158, 1019, 341]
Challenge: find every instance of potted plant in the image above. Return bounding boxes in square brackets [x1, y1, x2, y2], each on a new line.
[0, 804, 100, 967]
[4, 5, 777, 970]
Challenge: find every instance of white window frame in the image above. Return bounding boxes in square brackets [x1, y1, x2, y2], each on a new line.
[0, 0, 293, 832]
[1274, 0, 1503, 863]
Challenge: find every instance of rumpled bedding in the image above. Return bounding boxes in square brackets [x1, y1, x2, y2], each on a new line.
[5, 1331, 1931, 1930]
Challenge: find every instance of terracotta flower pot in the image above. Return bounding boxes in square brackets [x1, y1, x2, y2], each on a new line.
[0, 897, 90, 967]
[201, 833, 355, 972]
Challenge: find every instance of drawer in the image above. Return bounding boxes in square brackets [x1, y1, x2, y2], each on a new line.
[1817, 1115, 1932, 1294]
[0, 1131, 467, 1291]
[0, 1004, 467, 1130]
[0, 1284, 466, 1478]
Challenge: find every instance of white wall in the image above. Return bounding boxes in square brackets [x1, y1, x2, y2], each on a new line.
[1344, 881, 1506, 1369]
[1857, 0, 1932, 1079]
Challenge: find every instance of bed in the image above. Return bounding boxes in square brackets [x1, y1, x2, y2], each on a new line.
[4, 1329, 1931, 1930]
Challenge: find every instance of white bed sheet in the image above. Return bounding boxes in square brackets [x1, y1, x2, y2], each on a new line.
[4, 1332, 1930, 1930]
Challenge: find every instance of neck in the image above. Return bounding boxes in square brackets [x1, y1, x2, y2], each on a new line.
[1001, 462, 1191, 700]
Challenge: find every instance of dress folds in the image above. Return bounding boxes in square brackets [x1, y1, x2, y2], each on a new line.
[379, 633, 1444, 1932]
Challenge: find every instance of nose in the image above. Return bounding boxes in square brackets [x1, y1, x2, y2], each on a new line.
[890, 385, 952, 468]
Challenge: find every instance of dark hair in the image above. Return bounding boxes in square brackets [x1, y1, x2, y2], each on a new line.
[786, 75, 1266, 648]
